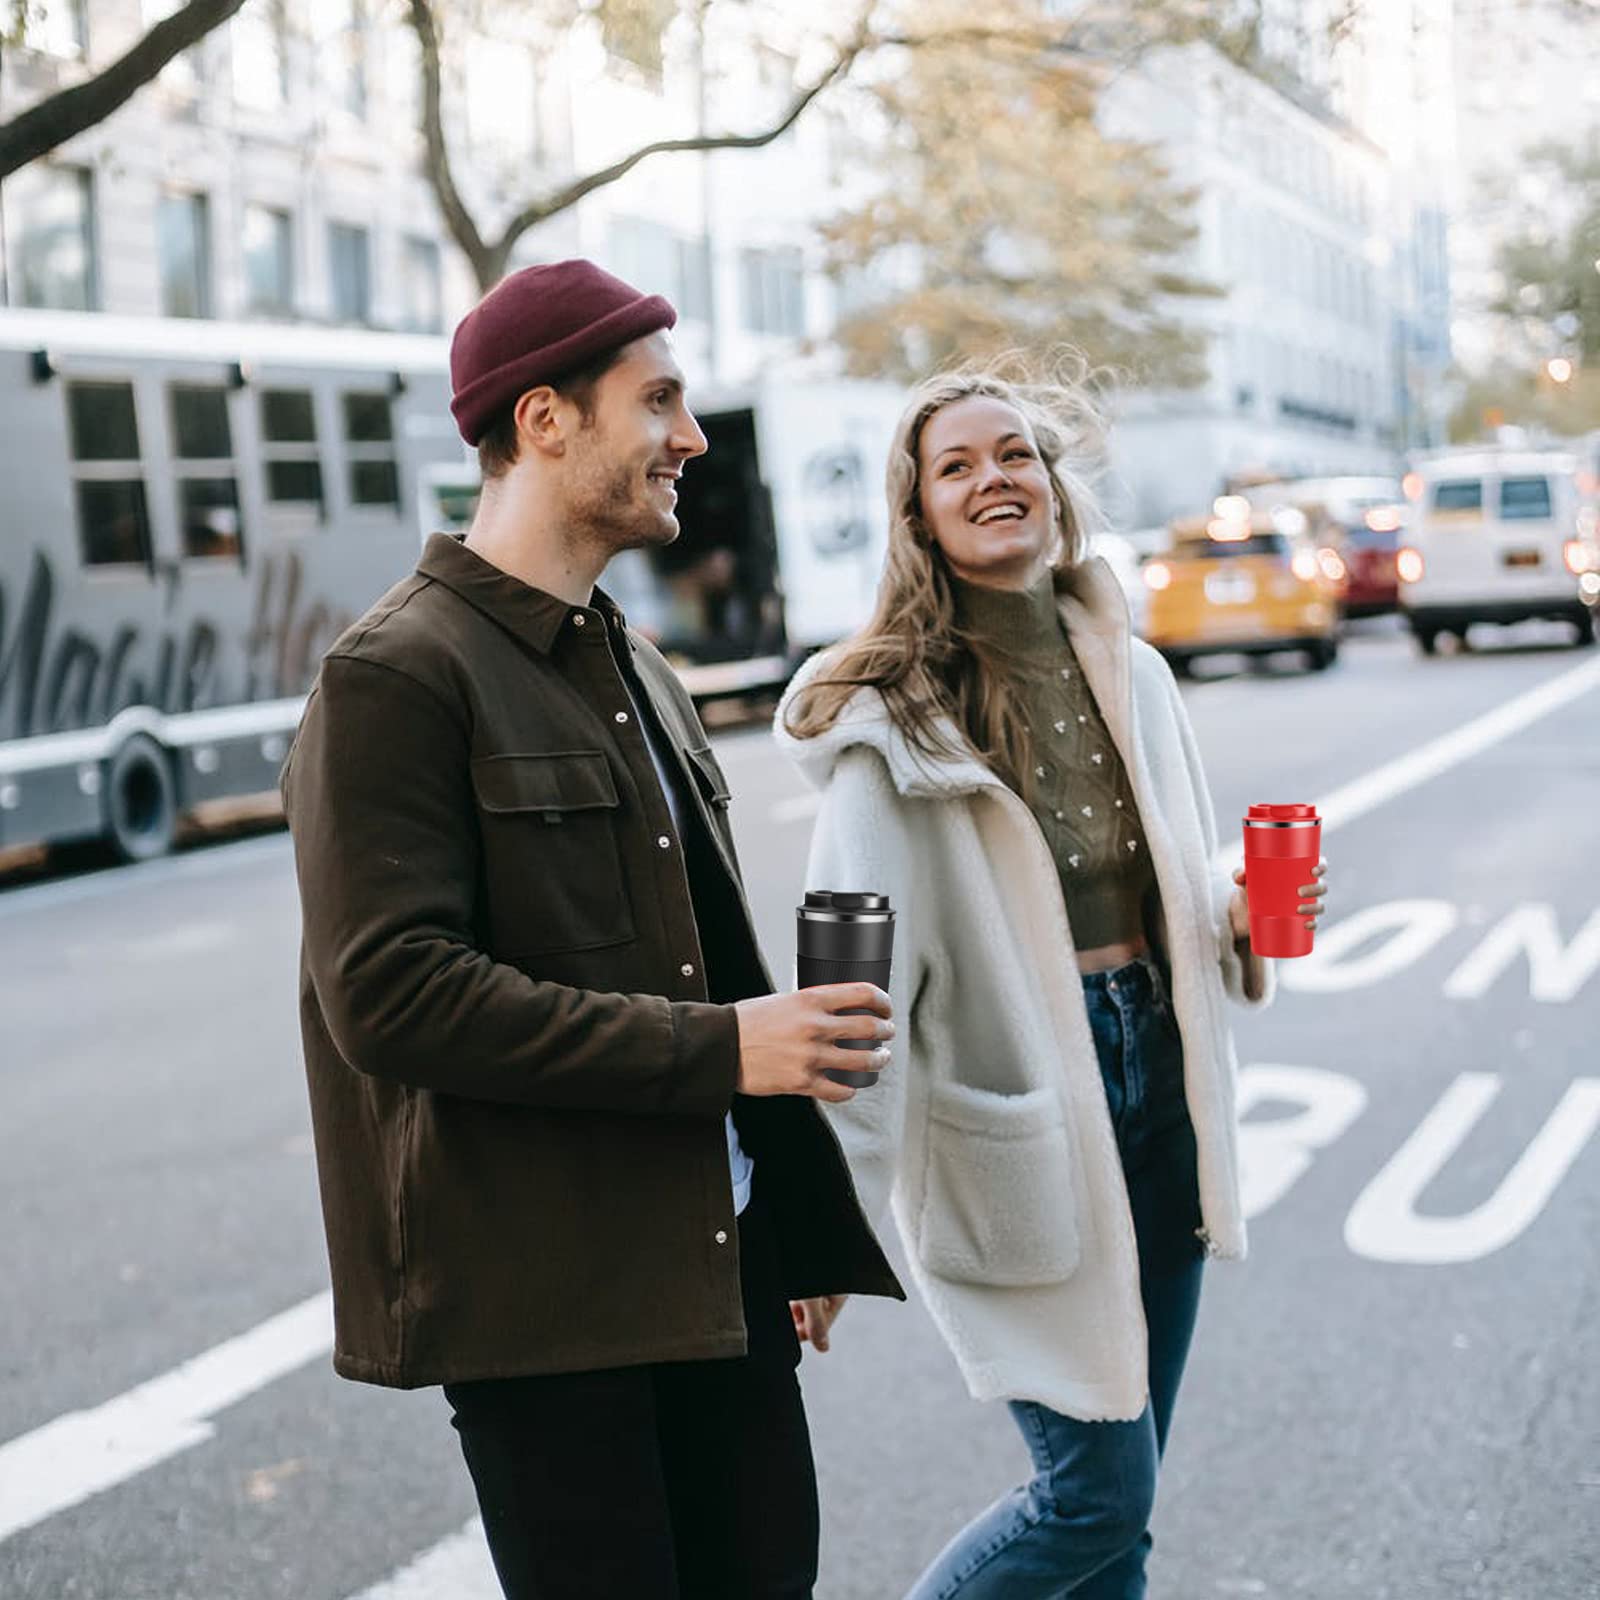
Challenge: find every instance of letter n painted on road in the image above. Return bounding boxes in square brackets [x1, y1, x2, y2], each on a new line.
[1442, 904, 1600, 1004]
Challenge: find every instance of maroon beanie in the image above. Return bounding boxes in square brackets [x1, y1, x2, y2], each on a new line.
[449, 259, 677, 445]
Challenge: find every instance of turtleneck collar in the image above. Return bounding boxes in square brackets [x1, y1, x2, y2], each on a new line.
[948, 565, 1066, 660]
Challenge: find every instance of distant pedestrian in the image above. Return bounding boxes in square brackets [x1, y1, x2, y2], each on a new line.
[281, 259, 903, 1600]
[774, 354, 1327, 1598]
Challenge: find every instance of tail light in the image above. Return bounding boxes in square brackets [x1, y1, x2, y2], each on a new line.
[1144, 561, 1173, 591]
[1397, 547, 1424, 583]
[1290, 548, 1319, 582]
[1317, 547, 1347, 582]
[1564, 540, 1599, 575]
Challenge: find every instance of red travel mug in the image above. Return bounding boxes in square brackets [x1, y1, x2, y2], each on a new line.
[1241, 803, 1322, 957]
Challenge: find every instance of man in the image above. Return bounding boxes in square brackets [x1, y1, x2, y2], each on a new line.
[280, 259, 903, 1600]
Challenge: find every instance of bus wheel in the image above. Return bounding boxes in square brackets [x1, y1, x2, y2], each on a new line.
[106, 735, 178, 863]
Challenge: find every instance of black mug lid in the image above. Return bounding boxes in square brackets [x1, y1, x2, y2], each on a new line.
[804, 890, 890, 911]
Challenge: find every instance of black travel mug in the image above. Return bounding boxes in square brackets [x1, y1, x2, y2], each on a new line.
[796, 890, 895, 1088]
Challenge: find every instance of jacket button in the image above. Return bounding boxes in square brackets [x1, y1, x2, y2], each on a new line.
[714, 1230, 728, 1244]
[572, 613, 586, 627]
[614, 710, 629, 723]
[680, 962, 694, 976]
[657, 835, 671, 849]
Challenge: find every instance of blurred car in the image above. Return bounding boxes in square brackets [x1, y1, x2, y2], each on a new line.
[1088, 529, 1149, 636]
[1399, 451, 1600, 654]
[1241, 476, 1404, 617]
[1142, 497, 1343, 675]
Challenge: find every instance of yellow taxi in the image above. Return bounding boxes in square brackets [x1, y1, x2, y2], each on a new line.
[1141, 496, 1345, 675]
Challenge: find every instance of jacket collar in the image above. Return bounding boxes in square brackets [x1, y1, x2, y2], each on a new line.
[772, 555, 1133, 800]
[417, 531, 633, 654]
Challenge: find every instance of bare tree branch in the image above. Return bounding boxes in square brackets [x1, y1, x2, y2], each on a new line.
[405, 0, 492, 284]
[0, 0, 250, 180]
[490, 29, 873, 264]
[403, 0, 1097, 291]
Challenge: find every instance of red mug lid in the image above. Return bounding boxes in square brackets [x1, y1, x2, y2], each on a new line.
[1247, 802, 1319, 820]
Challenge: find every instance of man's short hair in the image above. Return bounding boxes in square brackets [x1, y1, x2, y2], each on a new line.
[476, 344, 629, 481]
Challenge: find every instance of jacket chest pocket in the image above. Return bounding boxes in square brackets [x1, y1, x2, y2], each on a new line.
[471, 750, 635, 954]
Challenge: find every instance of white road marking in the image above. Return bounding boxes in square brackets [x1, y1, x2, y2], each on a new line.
[0, 1291, 331, 1543]
[1345, 1074, 1600, 1265]
[1212, 652, 1600, 874]
[1236, 1065, 1370, 1219]
[347, 1518, 499, 1600]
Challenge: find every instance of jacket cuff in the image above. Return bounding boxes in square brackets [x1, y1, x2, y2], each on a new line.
[1212, 868, 1277, 1009]
[668, 1000, 743, 1115]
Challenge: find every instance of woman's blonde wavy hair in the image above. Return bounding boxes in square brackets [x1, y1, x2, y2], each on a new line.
[780, 349, 1112, 808]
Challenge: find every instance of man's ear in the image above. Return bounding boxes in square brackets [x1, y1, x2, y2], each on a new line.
[513, 385, 567, 459]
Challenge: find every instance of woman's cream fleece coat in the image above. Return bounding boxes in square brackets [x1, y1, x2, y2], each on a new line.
[770, 556, 1278, 1422]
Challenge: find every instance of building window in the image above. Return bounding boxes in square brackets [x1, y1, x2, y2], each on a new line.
[738, 246, 805, 337]
[66, 382, 151, 569]
[326, 0, 369, 119]
[6, 164, 97, 310]
[169, 384, 243, 561]
[328, 222, 371, 325]
[232, 0, 289, 111]
[341, 391, 399, 507]
[260, 389, 324, 514]
[676, 236, 711, 324]
[399, 235, 442, 333]
[158, 191, 212, 318]
[243, 205, 293, 316]
[33, 0, 88, 56]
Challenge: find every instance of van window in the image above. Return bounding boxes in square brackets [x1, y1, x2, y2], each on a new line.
[170, 383, 243, 561]
[1498, 476, 1553, 521]
[1431, 479, 1482, 516]
[342, 390, 399, 508]
[66, 380, 152, 569]
[260, 388, 325, 513]
[1177, 533, 1289, 561]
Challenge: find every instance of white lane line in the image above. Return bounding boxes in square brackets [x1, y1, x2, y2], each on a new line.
[0, 1291, 331, 1543]
[1212, 653, 1600, 874]
[347, 1518, 499, 1600]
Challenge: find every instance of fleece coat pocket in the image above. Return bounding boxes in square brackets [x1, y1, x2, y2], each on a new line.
[917, 1082, 1081, 1287]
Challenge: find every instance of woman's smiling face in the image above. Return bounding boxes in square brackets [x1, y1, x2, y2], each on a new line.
[917, 395, 1056, 588]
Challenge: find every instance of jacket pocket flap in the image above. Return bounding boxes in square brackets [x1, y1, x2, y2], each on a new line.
[471, 751, 619, 815]
[684, 744, 732, 806]
[918, 1082, 1080, 1288]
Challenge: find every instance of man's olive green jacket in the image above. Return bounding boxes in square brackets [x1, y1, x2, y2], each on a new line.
[281, 533, 901, 1388]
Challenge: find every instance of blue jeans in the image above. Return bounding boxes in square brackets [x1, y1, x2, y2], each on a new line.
[905, 951, 1206, 1600]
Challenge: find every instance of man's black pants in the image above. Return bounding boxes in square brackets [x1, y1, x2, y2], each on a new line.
[443, 1177, 818, 1599]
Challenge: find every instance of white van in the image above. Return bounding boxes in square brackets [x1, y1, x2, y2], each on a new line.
[1398, 451, 1600, 653]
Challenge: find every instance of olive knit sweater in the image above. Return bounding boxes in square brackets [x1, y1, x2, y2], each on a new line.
[949, 567, 1158, 951]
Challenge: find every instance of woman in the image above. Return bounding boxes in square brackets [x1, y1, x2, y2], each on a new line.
[771, 357, 1327, 1599]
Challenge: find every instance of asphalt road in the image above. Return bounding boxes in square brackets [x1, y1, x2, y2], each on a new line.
[2, 616, 1596, 1599]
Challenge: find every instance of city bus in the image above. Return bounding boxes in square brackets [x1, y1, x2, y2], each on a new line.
[0, 308, 901, 862]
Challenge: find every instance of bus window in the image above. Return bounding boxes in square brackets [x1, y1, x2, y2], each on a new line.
[342, 390, 399, 508]
[260, 388, 325, 514]
[170, 382, 243, 561]
[66, 380, 153, 569]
